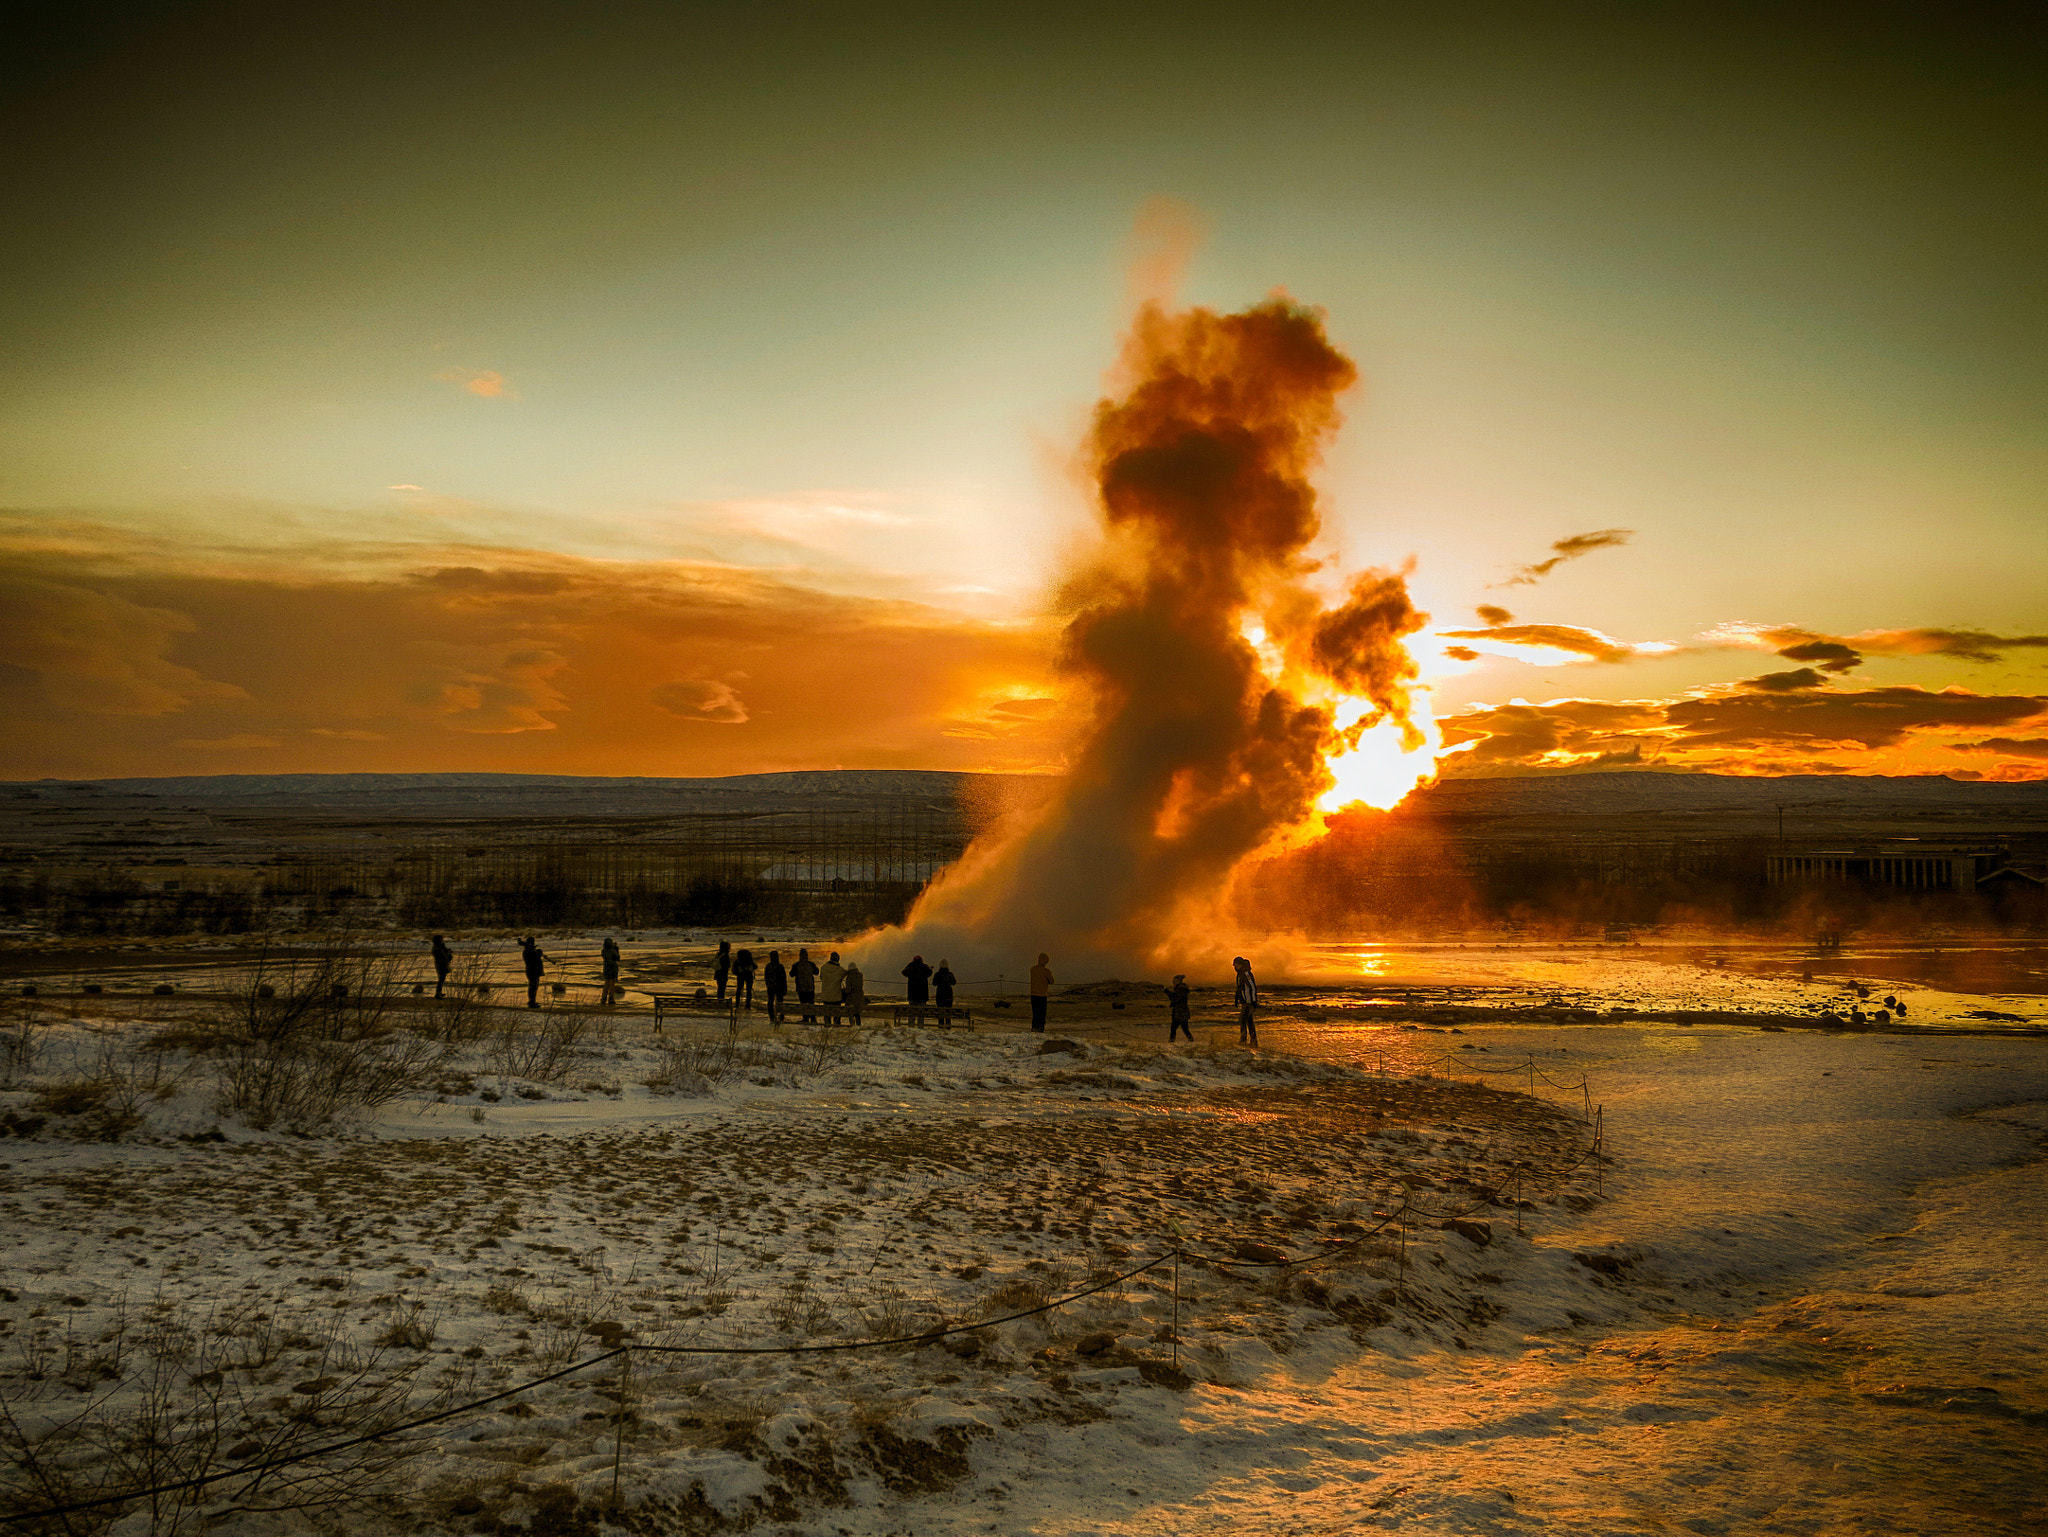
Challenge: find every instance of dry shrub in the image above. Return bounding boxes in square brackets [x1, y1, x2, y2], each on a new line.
[483, 1008, 589, 1083]
[24, 1041, 182, 1141]
[0, 1303, 432, 1535]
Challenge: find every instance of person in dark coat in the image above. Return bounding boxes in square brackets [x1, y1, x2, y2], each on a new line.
[933, 960, 957, 1014]
[790, 947, 819, 1024]
[1029, 952, 1053, 1032]
[431, 935, 453, 998]
[1167, 973, 1193, 1042]
[764, 950, 788, 1025]
[1233, 955, 1258, 1046]
[733, 947, 757, 1008]
[713, 941, 732, 1002]
[520, 937, 547, 1009]
[902, 955, 933, 1007]
[600, 936, 621, 1006]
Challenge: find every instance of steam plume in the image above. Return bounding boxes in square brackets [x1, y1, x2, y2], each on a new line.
[872, 299, 1429, 980]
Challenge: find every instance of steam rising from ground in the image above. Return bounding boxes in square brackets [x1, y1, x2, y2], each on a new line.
[874, 299, 1430, 980]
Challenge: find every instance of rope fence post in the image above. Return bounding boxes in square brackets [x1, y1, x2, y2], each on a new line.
[1171, 1250, 1181, 1370]
[1595, 1106, 1604, 1196]
[610, 1346, 631, 1510]
[1396, 1195, 1409, 1297]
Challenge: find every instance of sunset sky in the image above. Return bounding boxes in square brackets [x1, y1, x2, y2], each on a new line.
[4, 2, 2045, 783]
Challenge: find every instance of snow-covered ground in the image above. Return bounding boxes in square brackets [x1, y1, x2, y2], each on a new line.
[1, 951, 2043, 1535]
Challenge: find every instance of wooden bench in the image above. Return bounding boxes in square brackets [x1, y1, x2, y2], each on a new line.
[649, 994, 741, 1030]
[890, 1005, 973, 1029]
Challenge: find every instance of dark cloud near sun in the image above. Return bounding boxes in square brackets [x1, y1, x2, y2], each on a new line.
[1440, 683, 2048, 774]
[1739, 667, 1831, 692]
[1500, 529, 1633, 587]
[1951, 737, 2048, 761]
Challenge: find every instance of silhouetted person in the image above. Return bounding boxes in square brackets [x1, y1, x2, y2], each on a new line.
[431, 934, 453, 998]
[791, 947, 819, 1024]
[934, 960, 957, 1014]
[764, 950, 787, 1025]
[1234, 956, 1259, 1046]
[843, 960, 865, 1025]
[521, 937, 547, 1009]
[1167, 974, 1193, 1042]
[600, 936, 621, 1006]
[1029, 952, 1052, 1032]
[734, 947, 757, 1008]
[713, 941, 732, 1002]
[903, 954, 933, 1007]
[820, 952, 844, 1025]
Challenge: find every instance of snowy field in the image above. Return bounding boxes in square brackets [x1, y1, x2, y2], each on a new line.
[0, 948, 2042, 1535]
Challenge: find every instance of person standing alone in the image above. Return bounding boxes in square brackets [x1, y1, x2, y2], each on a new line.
[520, 937, 547, 1009]
[1029, 952, 1053, 1033]
[1233, 955, 1259, 1047]
[600, 936, 621, 1006]
[431, 934, 453, 999]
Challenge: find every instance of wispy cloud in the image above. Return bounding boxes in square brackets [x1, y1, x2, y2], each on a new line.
[1499, 528, 1633, 587]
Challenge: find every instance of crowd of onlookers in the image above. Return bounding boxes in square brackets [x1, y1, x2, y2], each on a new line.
[424, 936, 1268, 1044]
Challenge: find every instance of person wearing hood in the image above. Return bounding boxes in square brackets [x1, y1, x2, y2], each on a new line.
[1233, 955, 1259, 1047]
[763, 950, 787, 1025]
[902, 955, 933, 1008]
[791, 947, 819, 1024]
[1167, 974, 1193, 1042]
[933, 959, 957, 1015]
[819, 951, 845, 1025]
[842, 959, 866, 1025]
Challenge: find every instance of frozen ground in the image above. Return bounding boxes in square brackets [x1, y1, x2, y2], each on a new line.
[0, 951, 2043, 1535]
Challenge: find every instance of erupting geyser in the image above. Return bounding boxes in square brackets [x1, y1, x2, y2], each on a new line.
[879, 298, 1438, 978]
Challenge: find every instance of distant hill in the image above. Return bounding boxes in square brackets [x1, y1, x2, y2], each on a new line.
[2, 769, 1047, 814]
[9, 768, 2044, 817]
[1414, 771, 2048, 817]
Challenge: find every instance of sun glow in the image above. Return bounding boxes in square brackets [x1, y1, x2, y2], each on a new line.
[1317, 693, 1443, 813]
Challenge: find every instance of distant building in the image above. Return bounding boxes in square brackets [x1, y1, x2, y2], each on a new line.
[1766, 845, 2008, 893]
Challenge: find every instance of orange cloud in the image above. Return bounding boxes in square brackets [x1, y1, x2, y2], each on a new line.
[1436, 622, 1675, 664]
[651, 679, 749, 725]
[0, 536, 1059, 779]
[0, 572, 246, 717]
[435, 368, 512, 398]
